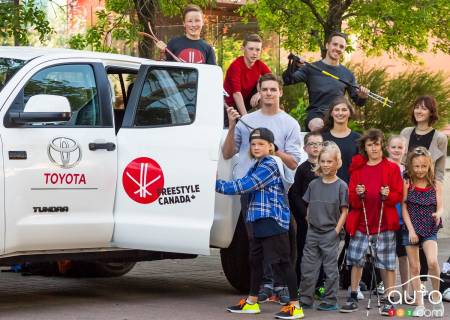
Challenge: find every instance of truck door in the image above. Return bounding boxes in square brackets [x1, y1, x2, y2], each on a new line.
[0, 60, 117, 252]
[112, 63, 223, 255]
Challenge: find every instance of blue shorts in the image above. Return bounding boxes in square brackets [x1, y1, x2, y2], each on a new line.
[400, 226, 437, 246]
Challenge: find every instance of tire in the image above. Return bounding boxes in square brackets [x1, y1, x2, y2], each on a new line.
[220, 214, 250, 293]
[65, 261, 136, 277]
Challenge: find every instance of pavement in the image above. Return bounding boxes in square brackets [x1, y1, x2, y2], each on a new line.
[0, 238, 449, 319]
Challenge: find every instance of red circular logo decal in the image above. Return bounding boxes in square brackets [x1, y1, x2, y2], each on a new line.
[122, 157, 164, 204]
[178, 48, 205, 64]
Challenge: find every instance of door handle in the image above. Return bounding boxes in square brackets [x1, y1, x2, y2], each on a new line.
[89, 142, 116, 151]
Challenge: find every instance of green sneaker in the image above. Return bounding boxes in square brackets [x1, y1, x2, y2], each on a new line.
[275, 304, 304, 319]
[226, 299, 261, 314]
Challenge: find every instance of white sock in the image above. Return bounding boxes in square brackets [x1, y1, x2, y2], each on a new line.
[246, 298, 255, 305]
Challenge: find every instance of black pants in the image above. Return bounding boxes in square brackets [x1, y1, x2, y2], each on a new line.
[248, 233, 298, 301]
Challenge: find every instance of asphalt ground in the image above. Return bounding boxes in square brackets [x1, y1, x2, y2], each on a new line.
[0, 238, 449, 319]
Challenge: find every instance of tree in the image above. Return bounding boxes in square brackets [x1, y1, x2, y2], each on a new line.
[68, 0, 212, 58]
[240, 0, 450, 60]
[0, 0, 53, 45]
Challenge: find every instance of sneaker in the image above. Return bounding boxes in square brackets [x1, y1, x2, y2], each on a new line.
[227, 299, 261, 314]
[274, 287, 290, 305]
[339, 297, 359, 313]
[373, 281, 384, 295]
[317, 302, 339, 311]
[274, 304, 304, 319]
[258, 286, 273, 303]
[379, 302, 395, 316]
[420, 283, 429, 298]
[347, 286, 365, 300]
[314, 286, 325, 300]
[432, 302, 444, 318]
[412, 305, 425, 317]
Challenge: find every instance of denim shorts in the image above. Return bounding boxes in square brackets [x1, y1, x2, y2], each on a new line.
[400, 226, 437, 246]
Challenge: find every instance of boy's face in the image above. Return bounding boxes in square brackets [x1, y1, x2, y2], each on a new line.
[259, 80, 282, 107]
[364, 138, 383, 161]
[319, 151, 338, 176]
[242, 41, 262, 66]
[304, 135, 323, 159]
[184, 11, 203, 39]
[250, 138, 272, 159]
[387, 138, 405, 163]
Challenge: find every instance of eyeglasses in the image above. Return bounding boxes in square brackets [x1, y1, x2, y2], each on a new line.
[306, 142, 323, 147]
[413, 147, 431, 156]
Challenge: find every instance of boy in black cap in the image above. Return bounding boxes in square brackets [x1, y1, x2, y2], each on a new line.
[216, 127, 303, 319]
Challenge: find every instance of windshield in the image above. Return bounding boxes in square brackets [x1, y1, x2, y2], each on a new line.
[0, 58, 27, 91]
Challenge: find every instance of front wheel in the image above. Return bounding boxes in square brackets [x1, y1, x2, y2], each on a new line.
[64, 261, 136, 277]
[220, 214, 250, 293]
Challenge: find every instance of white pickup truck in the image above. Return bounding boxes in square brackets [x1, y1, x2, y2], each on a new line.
[0, 47, 249, 291]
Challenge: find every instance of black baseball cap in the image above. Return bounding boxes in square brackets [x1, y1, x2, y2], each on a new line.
[249, 127, 278, 151]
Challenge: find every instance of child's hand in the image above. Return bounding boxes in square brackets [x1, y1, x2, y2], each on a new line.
[356, 184, 365, 195]
[335, 227, 340, 236]
[409, 231, 419, 244]
[380, 186, 390, 198]
[155, 40, 167, 52]
[432, 212, 441, 225]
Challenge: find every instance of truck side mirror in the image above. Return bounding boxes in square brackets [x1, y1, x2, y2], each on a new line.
[9, 94, 72, 124]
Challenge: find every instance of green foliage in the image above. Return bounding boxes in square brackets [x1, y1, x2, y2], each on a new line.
[0, 0, 53, 45]
[241, 0, 450, 61]
[350, 64, 449, 132]
[69, 0, 212, 54]
[282, 83, 308, 127]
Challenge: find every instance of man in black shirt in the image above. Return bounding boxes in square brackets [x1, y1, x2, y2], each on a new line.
[283, 32, 368, 131]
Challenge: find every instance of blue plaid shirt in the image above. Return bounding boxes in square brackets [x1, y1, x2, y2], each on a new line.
[216, 156, 290, 230]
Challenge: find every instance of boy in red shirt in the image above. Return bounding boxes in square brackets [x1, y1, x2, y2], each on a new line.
[224, 34, 271, 115]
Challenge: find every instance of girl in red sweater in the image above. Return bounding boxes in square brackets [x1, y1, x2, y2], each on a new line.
[340, 129, 403, 316]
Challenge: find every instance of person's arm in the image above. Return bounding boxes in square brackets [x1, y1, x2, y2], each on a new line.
[206, 45, 216, 65]
[383, 163, 403, 206]
[216, 159, 277, 195]
[279, 122, 302, 170]
[221, 107, 240, 159]
[432, 183, 444, 225]
[232, 92, 248, 116]
[302, 185, 311, 223]
[402, 180, 418, 244]
[336, 207, 349, 234]
[348, 171, 362, 209]
[225, 61, 247, 115]
[282, 64, 308, 85]
[434, 133, 448, 183]
[347, 72, 368, 106]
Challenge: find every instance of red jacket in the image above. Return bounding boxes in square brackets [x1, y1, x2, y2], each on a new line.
[345, 155, 403, 236]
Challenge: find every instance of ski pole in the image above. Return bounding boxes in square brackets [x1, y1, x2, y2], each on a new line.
[287, 54, 394, 108]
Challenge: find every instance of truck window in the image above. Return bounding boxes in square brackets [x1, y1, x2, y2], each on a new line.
[0, 58, 27, 91]
[133, 67, 198, 127]
[15, 64, 104, 126]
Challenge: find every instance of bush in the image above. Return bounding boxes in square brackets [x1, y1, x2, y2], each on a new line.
[351, 64, 450, 132]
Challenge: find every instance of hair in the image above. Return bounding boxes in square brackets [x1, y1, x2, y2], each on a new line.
[304, 131, 323, 146]
[313, 141, 342, 176]
[327, 31, 348, 43]
[405, 146, 435, 187]
[387, 134, 406, 147]
[258, 73, 283, 90]
[410, 95, 439, 126]
[323, 96, 354, 130]
[248, 140, 275, 159]
[358, 128, 384, 158]
[183, 4, 203, 20]
[243, 34, 262, 46]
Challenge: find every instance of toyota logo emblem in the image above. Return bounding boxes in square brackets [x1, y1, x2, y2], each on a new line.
[48, 137, 82, 169]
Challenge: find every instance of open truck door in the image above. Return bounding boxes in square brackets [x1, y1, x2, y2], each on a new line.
[112, 63, 223, 255]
